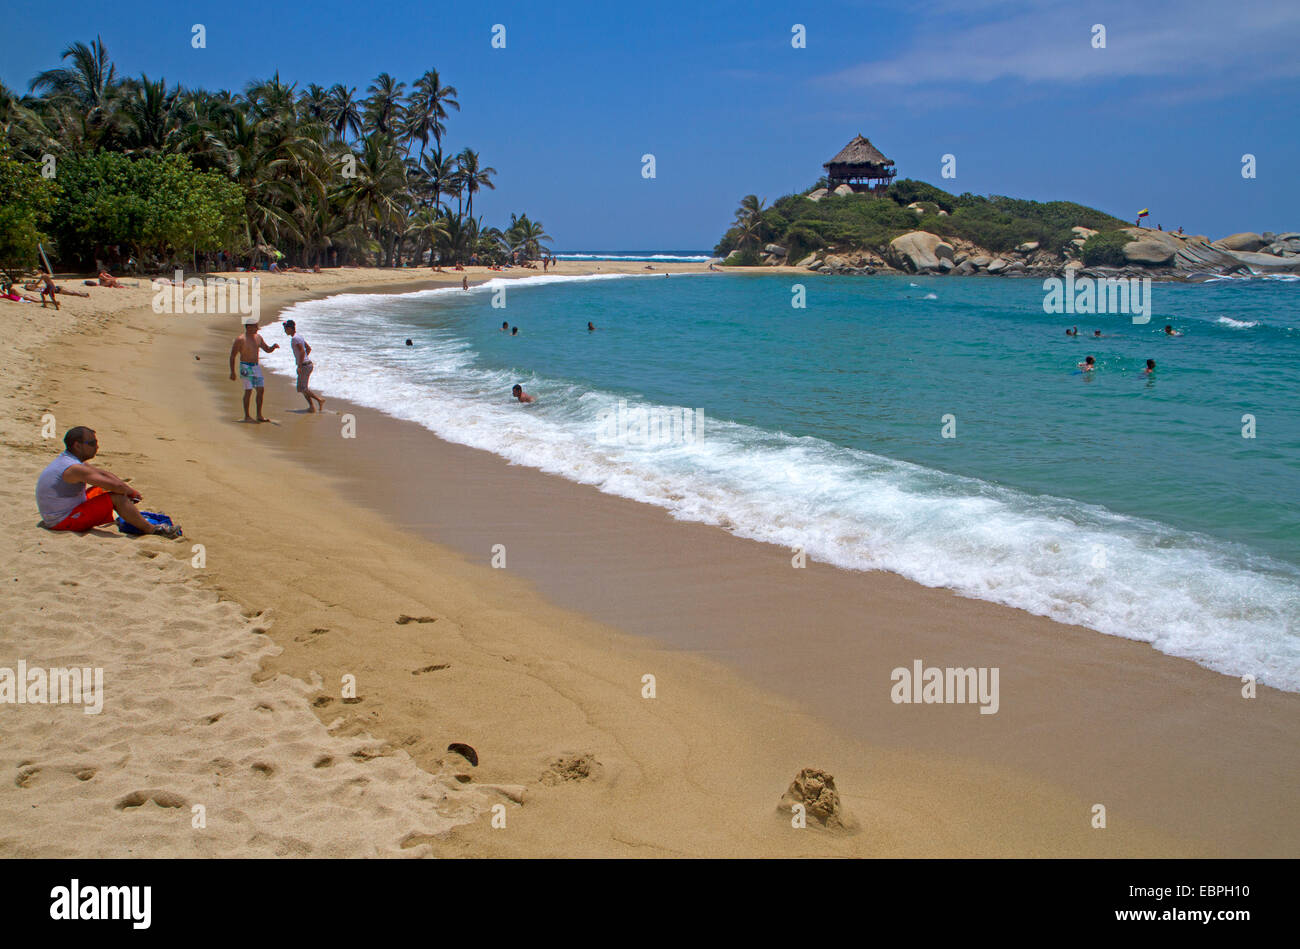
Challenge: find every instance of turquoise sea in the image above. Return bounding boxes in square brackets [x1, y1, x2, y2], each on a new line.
[269, 271, 1300, 690]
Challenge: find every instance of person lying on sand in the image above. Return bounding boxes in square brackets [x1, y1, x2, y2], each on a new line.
[98, 271, 126, 288]
[512, 384, 535, 403]
[26, 277, 88, 299]
[36, 427, 181, 537]
[229, 316, 279, 422]
[1078, 355, 1096, 371]
[1, 283, 39, 303]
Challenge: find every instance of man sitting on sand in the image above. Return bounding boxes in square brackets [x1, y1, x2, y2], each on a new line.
[229, 316, 279, 422]
[36, 427, 181, 538]
[512, 384, 535, 403]
[283, 319, 324, 413]
[98, 271, 125, 288]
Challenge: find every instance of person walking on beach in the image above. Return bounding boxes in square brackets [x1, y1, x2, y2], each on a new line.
[229, 316, 279, 422]
[36, 427, 181, 537]
[463, 276, 469, 291]
[511, 384, 535, 403]
[283, 319, 325, 413]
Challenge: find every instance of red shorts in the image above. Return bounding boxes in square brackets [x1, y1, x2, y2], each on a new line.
[49, 492, 116, 532]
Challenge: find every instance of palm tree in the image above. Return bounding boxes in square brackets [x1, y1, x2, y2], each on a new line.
[455, 147, 496, 222]
[28, 36, 120, 146]
[325, 84, 362, 143]
[734, 194, 767, 249]
[363, 73, 406, 138]
[417, 148, 451, 213]
[404, 69, 459, 162]
[116, 75, 183, 155]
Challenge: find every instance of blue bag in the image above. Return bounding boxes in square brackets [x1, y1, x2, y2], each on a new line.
[116, 511, 178, 536]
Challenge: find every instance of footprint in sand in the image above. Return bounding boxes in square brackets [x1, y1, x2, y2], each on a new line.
[539, 753, 601, 786]
[115, 789, 187, 810]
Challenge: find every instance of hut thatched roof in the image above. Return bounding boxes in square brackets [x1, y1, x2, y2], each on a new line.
[824, 135, 892, 168]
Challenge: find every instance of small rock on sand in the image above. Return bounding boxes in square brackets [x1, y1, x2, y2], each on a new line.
[779, 767, 854, 830]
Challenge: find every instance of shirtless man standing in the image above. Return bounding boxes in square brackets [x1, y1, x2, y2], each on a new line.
[229, 316, 279, 421]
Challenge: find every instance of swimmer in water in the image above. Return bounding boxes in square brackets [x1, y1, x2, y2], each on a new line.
[1143, 358, 1156, 374]
[1164, 324, 1182, 336]
[502, 321, 509, 332]
[511, 326, 519, 336]
[587, 321, 595, 332]
[1078, 355, 1096, 371]
[511, 383, 535, 403]
[1093, 330, 1105, 338]
[1065, 326, 1078, 337]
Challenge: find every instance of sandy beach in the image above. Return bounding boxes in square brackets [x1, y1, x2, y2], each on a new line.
[3, 263, 1296, 858]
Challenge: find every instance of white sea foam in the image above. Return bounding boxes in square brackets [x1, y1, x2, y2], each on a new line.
[1215, 316, 1260, 328]
[263, 289, 1300, 692]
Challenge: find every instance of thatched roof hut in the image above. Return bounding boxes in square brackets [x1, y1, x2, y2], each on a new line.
[823, 135, 896, 193]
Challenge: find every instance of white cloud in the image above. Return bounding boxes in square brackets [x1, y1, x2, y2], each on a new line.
[822, 0, 1300, 87]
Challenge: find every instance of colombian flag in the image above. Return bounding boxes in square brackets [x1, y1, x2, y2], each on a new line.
[1137, 209, 1150, 218]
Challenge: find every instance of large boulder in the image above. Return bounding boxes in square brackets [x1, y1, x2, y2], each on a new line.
[795, 253, 818, 268]
[1016, 241, 1040, 253]
[969, 255, 992, 268]
[1071, 226, 1098, 239]
[806, 188, 829, 203]
[764, 243, 787, 258]
[1214, 232, 1267, 252]
[887, 231, 954, 272]
[724, 248, 745, 263]
[986, 257, 1008, 273]
[906, 202, 925, 215]
[833, 184, 854, 197]
[1124, 240, 1176, 265]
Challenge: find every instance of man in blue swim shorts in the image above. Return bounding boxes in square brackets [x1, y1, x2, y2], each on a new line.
[229, 315, 279, 422]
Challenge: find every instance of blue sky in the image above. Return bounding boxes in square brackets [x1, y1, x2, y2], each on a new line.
[2, 0, 1297, 249]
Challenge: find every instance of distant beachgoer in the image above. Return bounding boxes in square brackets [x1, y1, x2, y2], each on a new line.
[405, 338, 413, 346]
[229, 316, 279, 422]
[587, 321, 595, 331]
[463, 276, 469, 290]
[1177, 226, 1184, 235]
[543, 258, 549, 272]
[511, 326, 519, 336]
[502, 321, 509, 332]
[1065, 326, 1077, 336]
[511, 384, 535, 404]
[1163, 325, 1182, 336]
[36, 427, 181, 537]
[97, 271, 125, 288]
[283, 319, 324, 413]
[36, 273, 59, 310]
[1143, 359, 1156, 374]
[1078, 355, 1096, 371]
[1093, 330, 1104, 337]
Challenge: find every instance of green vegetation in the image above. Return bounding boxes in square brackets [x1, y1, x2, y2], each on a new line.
[0, 37, 551, 273]
[715, 178, 1128, 261]
[1080, 230, 1136, 267]
[0, 141, 58, 282]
